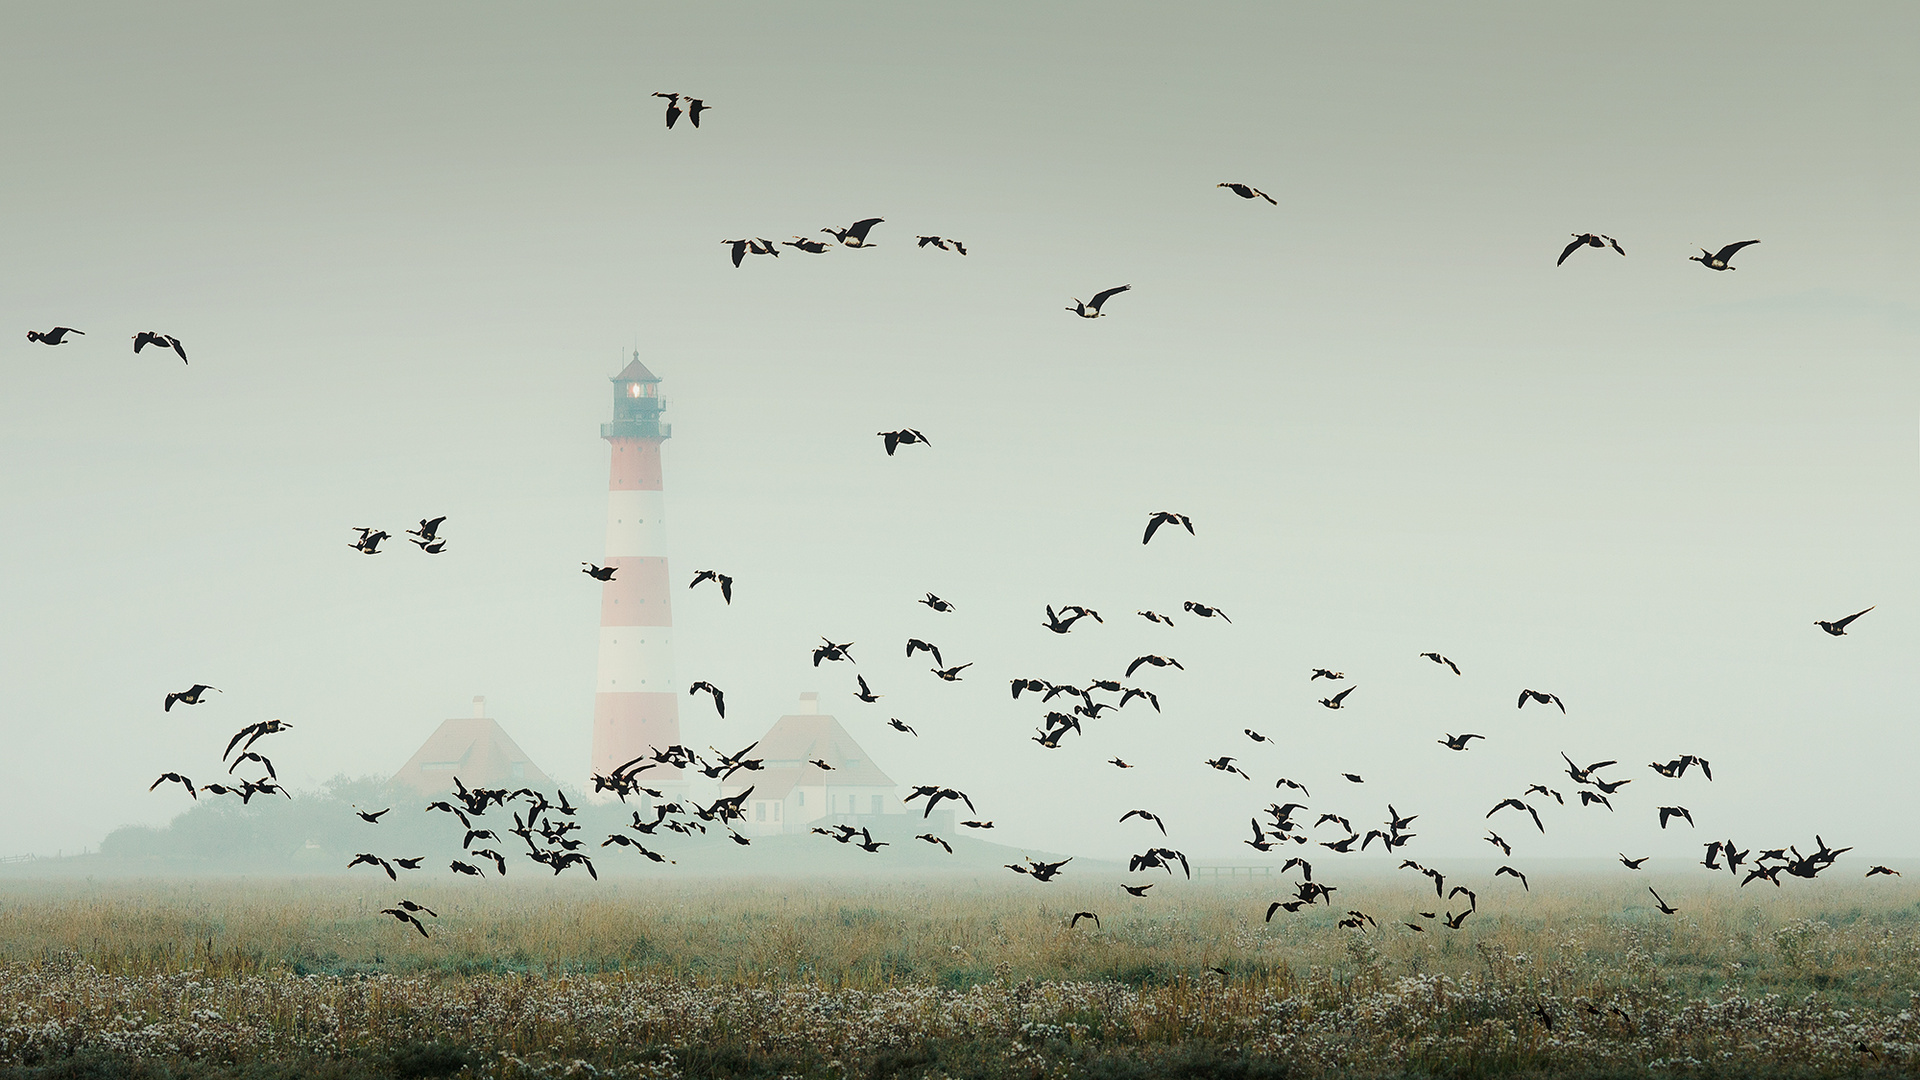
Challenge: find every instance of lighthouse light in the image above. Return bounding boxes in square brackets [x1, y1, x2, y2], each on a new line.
[626, 383, 642, 398]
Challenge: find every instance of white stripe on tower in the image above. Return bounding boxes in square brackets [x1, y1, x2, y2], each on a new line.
[590, 355, 680, 782]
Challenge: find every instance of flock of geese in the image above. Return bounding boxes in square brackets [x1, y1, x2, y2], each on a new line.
[124, 88, 1891, 940]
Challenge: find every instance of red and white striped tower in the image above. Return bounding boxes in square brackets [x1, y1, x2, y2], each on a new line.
[589, 354, 680, 781]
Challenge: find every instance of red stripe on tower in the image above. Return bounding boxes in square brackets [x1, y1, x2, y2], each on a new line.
[590, 354, 680, 781]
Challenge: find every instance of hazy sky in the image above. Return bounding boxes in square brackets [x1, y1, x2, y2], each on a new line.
[3, 3, 1916, 865]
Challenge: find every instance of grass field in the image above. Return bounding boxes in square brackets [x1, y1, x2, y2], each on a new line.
[2, 873, 1918, 1078]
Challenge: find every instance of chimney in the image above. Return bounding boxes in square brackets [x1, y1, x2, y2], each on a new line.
[473, 695, 486, 718]
[799, 692, 819, 715]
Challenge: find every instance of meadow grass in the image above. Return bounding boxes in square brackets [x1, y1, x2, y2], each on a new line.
[1, 873, 1917, 1078]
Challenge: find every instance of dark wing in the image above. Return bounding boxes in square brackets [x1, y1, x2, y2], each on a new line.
[169, 336, 188, 363]
[1557, 237, 1586, 266]
[1143, 513, 1164, 545]
[1087, 285, 1131, 312]
[1833, 605, 1874, 630]
[848, 218, 884, 241]
[1714, 240, 1760, 261]
[882, 431, 899, 456]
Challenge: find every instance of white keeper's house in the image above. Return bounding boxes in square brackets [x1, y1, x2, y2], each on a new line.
[721, 693, 906, 836]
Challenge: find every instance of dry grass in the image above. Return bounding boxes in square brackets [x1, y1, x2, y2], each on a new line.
[2, 873, 1918, 1077]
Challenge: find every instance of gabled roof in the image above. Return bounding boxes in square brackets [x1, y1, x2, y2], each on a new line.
[390, 717, 554, 796]
[722, 713, 895, 794]
[614, 356, 661, 383]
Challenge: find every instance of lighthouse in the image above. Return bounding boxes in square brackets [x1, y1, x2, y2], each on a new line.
[589, 354, 680, 782]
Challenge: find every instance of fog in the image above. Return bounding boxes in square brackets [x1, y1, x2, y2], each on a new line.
[2, 3, 1916, 868]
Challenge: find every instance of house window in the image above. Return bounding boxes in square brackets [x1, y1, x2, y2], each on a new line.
[871, 795, 882, 815]
[797, 791, 805, 807]
[773, 803, 782, 821]
[755, 802, 766, 822]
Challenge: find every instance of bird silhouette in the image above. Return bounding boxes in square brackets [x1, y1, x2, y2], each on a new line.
[133, 331, 187, 363]
[1815, 606, 1873, 636]
[1420, 653, 1461, 674]
[1648, 887, 1678, 915]
[1066, 285, 1130, 318]
[223, 719, 291, 759]
[583, 563, 617, 581]
[349, 853, 397, 880]
[812, 638, 855, 665]
[1025, 857, 1071, 881]
[687, 681, 725, 718]
[689, 570, 733, 604]
[1217, 182, 1277, 205]
[931, 663, 972, 681]
[823, 218, 884, 247]
[686, 98, 708, 127]
[381, 907, 430, 937]
[1438, 733, 1484, 751]
[915, 235, 967, 254]
[1866, 865, 1901, 878]
[888, 718, 917, 736]
[1557, 233, 1625, 265]
[1495, 865, 1529, 891]
[1126, 654, 1182, 678]
[1310, 669, 1344, 681]
[227, 751, 276, 780]
[916, 833, 953, 854]
[1109, 757, 1132, 769]
[1122, 883, 1153, 896]
[1143, 511, 1194, 544]
[164, 684, 219, 712]
[407, 517, 446, 542]
[1518, 689, 1565, 713]
[1319, 687, 1356, 710]
[1488, 798, 1544, 834]
[1619, 854, 1648, 869]
[1205, 756, 1251, 780]
[652, 92, 682, 128]
[1485, 832, 1511, 856]
[1068, 911, 1100, 929]
[27, 327, 83, 344]
[918, 592, 955, 612]
[1182, 601, 1229, 622]
[1137, 610, 1174, 626]
[1657, 806, 1694, 829]
[149, 773, 196, 798]
[879, 429, 929, 456]
[1244, 819, 1275, 852]
[722, 239, 778, 267]
[1120, 809, 1167, 835]
[355, 807, 390, 824]
[1690, 240, 1759, 271]
[905, 638, 943, 666]
[350, 527, 390, 555]
[783, 236, 831, 253]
